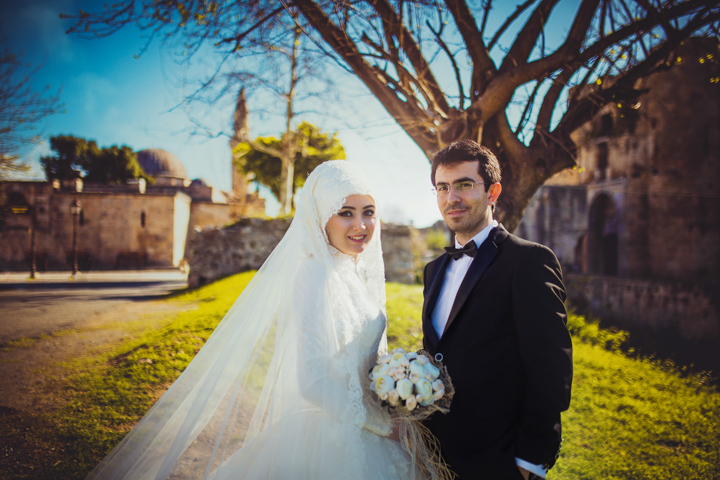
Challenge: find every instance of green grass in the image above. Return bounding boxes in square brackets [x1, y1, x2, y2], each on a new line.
[7, 271, 720, 479]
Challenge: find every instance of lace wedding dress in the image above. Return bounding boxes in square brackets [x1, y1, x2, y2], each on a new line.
[85, 161, 427, 480]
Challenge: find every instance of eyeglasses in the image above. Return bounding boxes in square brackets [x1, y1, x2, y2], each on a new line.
[431, 181, 485, 196]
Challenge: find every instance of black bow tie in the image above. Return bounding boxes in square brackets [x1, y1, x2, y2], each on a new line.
[445, 241, 477, 260]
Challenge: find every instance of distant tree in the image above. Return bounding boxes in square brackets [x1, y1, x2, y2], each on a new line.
[227, 19, 329, 216]
[0, 40, 62, 179]
[65, 0, 720, 230]
[234, 120, 346, 208]
[41, 135, 148, 184]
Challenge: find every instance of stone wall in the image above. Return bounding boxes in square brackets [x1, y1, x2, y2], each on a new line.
[566, 274, 720, 341]
[186, 219, 418, 288]
[381, 224, 416, 284]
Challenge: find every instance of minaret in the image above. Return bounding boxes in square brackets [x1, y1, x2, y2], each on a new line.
[229, 88, 264, 218]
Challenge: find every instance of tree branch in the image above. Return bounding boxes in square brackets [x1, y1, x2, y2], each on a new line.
[366, 0, 450, 115]
[427, 19, 466, 109]
[499, 0, 562, 73]
[293, 0, 438, 154]
[445, 0, 495, 95]
[488, 0, 537, 51]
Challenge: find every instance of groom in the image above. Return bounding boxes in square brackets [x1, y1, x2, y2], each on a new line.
[422, 140, 573, 480]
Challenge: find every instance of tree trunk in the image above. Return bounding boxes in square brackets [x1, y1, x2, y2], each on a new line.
[279, 130, 295, 216]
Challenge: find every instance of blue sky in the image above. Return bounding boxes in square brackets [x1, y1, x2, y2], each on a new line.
[2, 0, 580, 227]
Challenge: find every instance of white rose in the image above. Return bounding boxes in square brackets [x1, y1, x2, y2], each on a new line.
[399, 356, 410, 368]
[405, 395, 418, 411]
[396, 378, 413, 400]
[406, 352, 418, 360]
[433, 388, 445, 401]
[379, 392, 389, 401]
[379, 353, 393, 364]
[388, 389, 401, 406]
[415, 378, 434, 405]
[409, 360, 427, 378]
[424, 363, 441, 380]
[374, 375, 395, 396]
[409, 372, 421, 384]
[432, 379, 444, 391]
[391, 347, 406, 355]
[389, 352, 407, 367]
[392, 368, 407, 381]
[371, 363, 391, 380]
[415, 355, 430, 366]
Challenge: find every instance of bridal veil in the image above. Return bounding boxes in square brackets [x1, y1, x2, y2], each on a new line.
[85, 160, 412, 479]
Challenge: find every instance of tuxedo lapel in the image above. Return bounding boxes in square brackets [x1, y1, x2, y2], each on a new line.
[422, 254, 450, 348]
[442, 226, 508, 336]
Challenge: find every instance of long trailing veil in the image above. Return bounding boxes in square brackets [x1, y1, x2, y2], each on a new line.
[85, 160, 410, 479]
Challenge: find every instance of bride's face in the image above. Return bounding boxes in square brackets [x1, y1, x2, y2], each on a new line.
[325, 195, 376, 258]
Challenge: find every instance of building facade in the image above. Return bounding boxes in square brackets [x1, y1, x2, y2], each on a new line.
[0, 149, 264, 271]
[517, 38, 719, 342]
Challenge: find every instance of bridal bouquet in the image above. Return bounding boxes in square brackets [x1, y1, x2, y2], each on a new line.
[369, 348, 454, 419]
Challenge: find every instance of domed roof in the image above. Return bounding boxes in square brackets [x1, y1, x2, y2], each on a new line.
[137, 149, 188, 179]
[190, 178, 211, 187]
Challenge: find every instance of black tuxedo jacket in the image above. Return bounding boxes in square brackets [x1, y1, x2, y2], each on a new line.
[422, 225, 573, 480]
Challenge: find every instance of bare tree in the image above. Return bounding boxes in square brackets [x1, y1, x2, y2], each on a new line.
[229, 22, 308, 215]
[0, 42, 62, 180]
[64, 0, 720, 229]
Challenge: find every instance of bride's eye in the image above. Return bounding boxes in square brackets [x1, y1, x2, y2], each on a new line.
[363, 209, 375, 217]
[339, 210, 353, 217]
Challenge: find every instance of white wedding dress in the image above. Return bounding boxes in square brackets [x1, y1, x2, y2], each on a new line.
[85, 161, 429, 480]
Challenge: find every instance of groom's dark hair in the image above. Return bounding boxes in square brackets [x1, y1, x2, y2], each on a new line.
[430, 139, 502, 192]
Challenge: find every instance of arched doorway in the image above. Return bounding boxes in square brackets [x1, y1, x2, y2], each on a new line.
[587, 193, 619, 276]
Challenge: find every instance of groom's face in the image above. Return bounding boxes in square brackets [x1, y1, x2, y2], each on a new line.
[435, 161, 496, 243]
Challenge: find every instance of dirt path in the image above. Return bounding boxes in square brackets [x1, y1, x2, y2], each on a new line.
[0, 294, 196, 478]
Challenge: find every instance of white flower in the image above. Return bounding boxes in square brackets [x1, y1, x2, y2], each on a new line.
[405, 395, 418, 411]
[391, 347, 406, 355]
[415, 355, 430, 366]
[388, 389, 401, 406]
[415, 378, 434, 405]
[379, 353, 393, 364]
[432, 379, 444, 391]
[409, 360, 427, 378]
[409, 372, 421, 384]
[391, 368, 407, 381]
[433, 388, 445, 401]
[424, 363, 441, 380]
[379, 392, 389, 401]
[371, 363, 391, 380]
[389, 352, 407, 367]
[399, 356, 410, 368]
[406, 352, 418, 360]
[374, 375, 395, 396]
[396, 378, 413, 400]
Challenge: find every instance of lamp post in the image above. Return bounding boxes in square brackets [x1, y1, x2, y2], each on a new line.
[70, 199, 82, 276]
[29, 206, 37, 279]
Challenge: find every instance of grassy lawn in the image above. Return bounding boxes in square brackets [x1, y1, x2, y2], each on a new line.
[5, 271, 720, 479]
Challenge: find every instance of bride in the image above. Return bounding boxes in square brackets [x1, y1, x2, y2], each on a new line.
[86, 161, 438, 480]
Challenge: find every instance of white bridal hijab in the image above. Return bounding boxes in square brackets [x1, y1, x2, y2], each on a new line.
[86, 160, 400, 479]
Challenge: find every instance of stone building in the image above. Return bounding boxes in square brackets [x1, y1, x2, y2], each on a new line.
[0, 149, 264, 271]
[517, 38, 719, 343]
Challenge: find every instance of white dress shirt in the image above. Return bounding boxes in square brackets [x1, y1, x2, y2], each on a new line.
[431, 220, 497, 339]
[430, 219, 547, 478]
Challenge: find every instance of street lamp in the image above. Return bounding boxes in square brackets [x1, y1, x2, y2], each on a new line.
[70, 199, 82, 276]
[29, 206, 37, 279]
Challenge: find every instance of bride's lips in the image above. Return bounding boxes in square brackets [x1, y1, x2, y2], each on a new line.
[348, 234, 367, 243]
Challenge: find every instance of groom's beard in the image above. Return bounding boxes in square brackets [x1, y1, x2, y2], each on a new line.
[442, 202, 488, 239]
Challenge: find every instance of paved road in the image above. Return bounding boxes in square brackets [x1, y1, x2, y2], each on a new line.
[0, 271, 188, 345]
